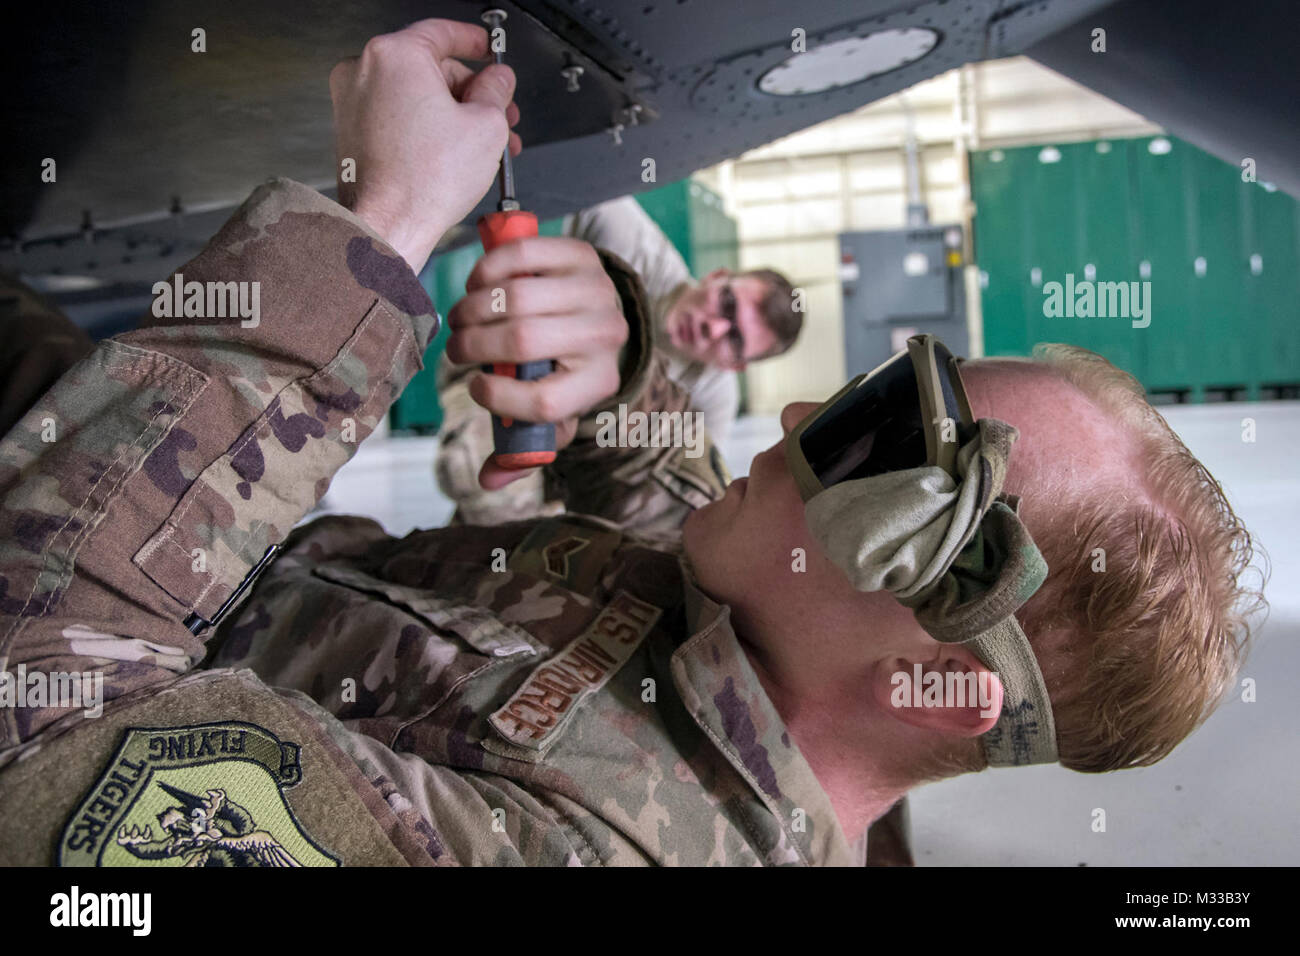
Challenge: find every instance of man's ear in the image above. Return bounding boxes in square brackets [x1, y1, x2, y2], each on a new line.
[704, 267, 729, 282]
[868, 652, 1003, 737]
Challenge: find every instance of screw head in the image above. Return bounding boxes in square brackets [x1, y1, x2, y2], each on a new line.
[561, 64, 584, 92]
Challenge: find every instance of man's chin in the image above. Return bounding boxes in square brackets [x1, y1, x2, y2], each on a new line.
[681, 502, 723, 565]
[661, 339, 699, 366]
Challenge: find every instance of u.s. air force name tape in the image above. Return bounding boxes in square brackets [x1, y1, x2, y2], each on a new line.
[486, 590, 661, 761]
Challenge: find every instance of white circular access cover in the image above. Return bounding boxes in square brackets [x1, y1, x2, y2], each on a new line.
[758, 28, 939, 96]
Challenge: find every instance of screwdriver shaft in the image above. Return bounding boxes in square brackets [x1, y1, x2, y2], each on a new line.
[482, 9, 518, 211]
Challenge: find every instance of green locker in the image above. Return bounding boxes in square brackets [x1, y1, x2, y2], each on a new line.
[1025, 141, 1143, 380]
[1020, 146, 1075, 362]
[1189, 147, 1250, 394]
[1071, 140, 1140, 380]
[1246, 181, 1300, 386]
[971, 148, 1038, 356]
[972, 135, 1300, 399]
[975, 141, 1141, 379]
[1128, 137, 1196, 391]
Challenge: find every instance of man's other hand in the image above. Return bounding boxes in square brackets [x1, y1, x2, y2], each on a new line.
[329, 18, 523, 271]
[447, 238, 629, 490]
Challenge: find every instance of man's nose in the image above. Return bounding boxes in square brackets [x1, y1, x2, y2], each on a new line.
[780, 401, 820, 437]
[701, 315, 730, 341]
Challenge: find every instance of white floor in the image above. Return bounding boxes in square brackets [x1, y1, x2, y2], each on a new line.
[320, 402, 1300, 865]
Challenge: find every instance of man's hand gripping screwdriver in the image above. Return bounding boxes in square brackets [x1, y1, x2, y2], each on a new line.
[476, 8, 555, 469]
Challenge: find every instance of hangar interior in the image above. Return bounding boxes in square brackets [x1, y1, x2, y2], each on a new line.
[325, 55, 1300, 865]
[6, 0, 1297, 865]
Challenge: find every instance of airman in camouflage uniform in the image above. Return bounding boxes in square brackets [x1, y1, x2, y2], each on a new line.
[0, 167, 869, 864]
[0, 16, 941, 868]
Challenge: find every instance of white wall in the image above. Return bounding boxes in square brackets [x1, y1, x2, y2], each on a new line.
[697, 56, 1160, 414]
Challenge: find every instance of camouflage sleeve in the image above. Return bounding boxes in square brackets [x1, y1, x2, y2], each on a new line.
[0, 180, 608, 867]
[0, 280, 95, 438]
[544, 251, 730, 539]
[0, 177, 439, 746]
[566, 197, 693, 306]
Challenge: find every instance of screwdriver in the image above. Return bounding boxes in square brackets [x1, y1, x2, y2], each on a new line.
[476, 8, 556, 469]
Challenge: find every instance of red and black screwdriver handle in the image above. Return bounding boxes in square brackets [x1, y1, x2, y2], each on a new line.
[475, 208, 557, 469]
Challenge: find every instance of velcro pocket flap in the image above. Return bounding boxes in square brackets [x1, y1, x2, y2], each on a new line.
[133, 301, 410, 623]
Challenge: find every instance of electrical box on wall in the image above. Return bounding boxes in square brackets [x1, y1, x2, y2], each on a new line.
[840, 225, 968, 376]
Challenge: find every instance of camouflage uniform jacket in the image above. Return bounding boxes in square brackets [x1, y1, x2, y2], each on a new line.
[0, 179, 858, 866]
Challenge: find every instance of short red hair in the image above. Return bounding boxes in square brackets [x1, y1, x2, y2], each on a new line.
[1012, 344, 1265, 772]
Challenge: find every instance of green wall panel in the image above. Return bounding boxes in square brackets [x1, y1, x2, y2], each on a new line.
[1245, 176, 1300, 386]
[1127, 137, 1194, 390]
[634, 179, 739, 276]
[971, 136, 1300, 399]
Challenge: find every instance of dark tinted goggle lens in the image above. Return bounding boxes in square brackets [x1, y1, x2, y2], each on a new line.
[797, 342, 968, 488]
[797, 351, 926, 486]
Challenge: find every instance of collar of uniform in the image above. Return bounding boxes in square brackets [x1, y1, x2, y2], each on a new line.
[653, 279, 693, 335]
[672, 561, 858, 866]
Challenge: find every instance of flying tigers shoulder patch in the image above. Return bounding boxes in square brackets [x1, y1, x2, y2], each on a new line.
[60, 721, 339, 867]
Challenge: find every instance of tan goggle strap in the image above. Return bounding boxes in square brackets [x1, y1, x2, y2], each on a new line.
[905, 503, 1058, 766]
[964, 615, 1059, 767]
[904, 500, 1048, 642]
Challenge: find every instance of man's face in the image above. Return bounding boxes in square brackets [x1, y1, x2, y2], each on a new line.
[681, 360, 1135, 630]
[664, 269, 780, 370]
[682, 400, 826, 618]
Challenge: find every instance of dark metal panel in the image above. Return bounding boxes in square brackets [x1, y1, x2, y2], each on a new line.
[2, 0, 1115, 290]
[1028, 0, 1300, 199]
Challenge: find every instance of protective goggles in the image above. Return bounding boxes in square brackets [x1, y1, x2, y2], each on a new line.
[785, 335, 977, 503]
[788, 334, 1060, 767]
